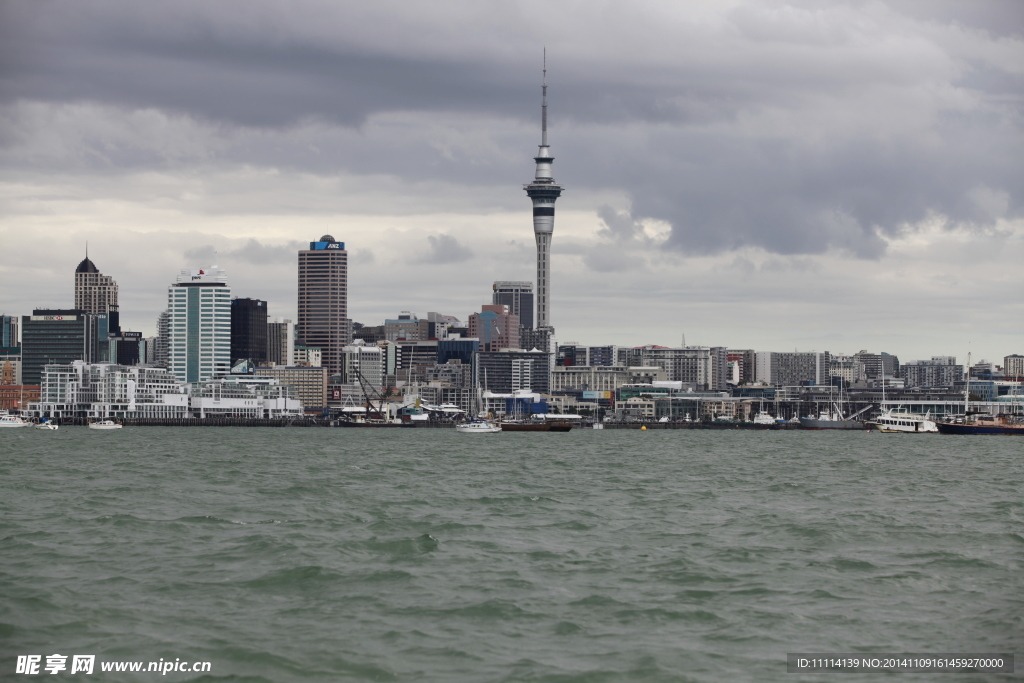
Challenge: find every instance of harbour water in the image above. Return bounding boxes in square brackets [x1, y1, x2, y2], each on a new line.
[2, 428, 1020, 682]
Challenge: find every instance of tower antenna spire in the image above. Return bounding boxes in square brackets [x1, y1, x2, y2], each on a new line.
[541, 47, 548, 147]
[524, 48, 563, 333]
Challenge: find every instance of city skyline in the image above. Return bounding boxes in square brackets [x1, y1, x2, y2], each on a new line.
[0, 1, 1021, 363]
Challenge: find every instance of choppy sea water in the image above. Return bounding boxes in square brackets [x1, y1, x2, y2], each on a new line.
[1, 427, 1021, 682]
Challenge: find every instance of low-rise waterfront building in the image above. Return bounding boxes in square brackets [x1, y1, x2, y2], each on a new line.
[625, 346, 727, 390]
[252, 365, 328, 413]
[189, 376, 302, 418]
[551, 365, 630, 393]
[33, 361, 188, 420]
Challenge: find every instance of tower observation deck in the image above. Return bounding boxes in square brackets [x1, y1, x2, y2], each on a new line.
[523, 52, 563, 332]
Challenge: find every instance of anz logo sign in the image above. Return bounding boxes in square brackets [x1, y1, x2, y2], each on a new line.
[312, 241, 346, 251]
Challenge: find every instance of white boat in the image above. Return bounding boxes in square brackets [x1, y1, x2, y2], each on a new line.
[752, 410, 776, 425]
[0, 413, 32, 428]
[88, 420, 123, 430]
[873, 408, 938, 433]
[455, 420, 502, 434]
[34, 421, 59, 430]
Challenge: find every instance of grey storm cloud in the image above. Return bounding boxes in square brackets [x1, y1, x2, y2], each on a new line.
[1, 0, 1022, 260]
[184, 239, 305, 266]
[419, 234, 473, 265]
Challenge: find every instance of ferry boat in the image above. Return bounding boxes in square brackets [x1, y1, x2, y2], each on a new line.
[455, 420, 502, 434]
[872, 408, 938, 433]
[88, 419, 123, 430]
[0, 413, 32, 428]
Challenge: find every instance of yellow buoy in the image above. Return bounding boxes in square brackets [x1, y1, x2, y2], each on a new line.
[640, 425, 647, 431]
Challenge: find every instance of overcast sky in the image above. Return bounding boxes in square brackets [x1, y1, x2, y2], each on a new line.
[1, 0, 1021, 364]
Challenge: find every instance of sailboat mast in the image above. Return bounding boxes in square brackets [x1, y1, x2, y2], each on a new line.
[964, 351, 971, 415]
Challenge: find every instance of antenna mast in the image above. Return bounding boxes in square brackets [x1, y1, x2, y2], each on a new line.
[541, 48, 548, 147]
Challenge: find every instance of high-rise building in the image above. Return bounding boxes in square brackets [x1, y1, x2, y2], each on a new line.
[625, 345, 716, 390]
[727, 349, 756, 384]
[901, 358, 963, 388]
[523, 54, 563, 333]
[230, 298, 268, 365]
[1003, 354, 1024, 379]
[853, 350, 899, 379]
[108, 331, 143, 366]
[341, 341, 384, 388]
[20, 309, 110, 386]
[492, 281, 534, 331]
[74, 252, 119, 332]
[754, 351, 830, 387]
[154, 310, 170, 368]
[266, 317, 295, 366]
[166, 267, 232, 383]
[468, 304, 520, 352]
[297, 235, 350, 376]
[384, 312, 430, 342]
[475, 348, 551, 394]
[1, 315, 18, 348]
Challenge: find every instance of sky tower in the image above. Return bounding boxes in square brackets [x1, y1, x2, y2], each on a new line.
[524, 51, 563, 332]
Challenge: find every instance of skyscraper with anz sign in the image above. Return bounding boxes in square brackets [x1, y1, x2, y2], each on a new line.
[297, 235, 350, 376]
[523, 53, 563, 335]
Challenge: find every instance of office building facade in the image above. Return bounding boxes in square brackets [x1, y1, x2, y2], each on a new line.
[901, 358, 963, 388]
[468, 305, 520, 352]
[267, 317, 295, 366]
[475, 349, 551, 394]
[166, 267, 232, 383]
[20, 309, 109, 386]
[253, 365, 328, 412]
[625, 346, 716, 390]
[755, 351, 830, 387]
[1, 315, 18, 348]
[75, 254, 120, 333]
[492, 281, 534, 331]
[297, 235, 350, 376]
[230, 298, 268, 365]
[154, 310, 170, 367]
[341, 342, 384, 389]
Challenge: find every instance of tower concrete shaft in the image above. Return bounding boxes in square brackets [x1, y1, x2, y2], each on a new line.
[523, 54, 562, 331]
